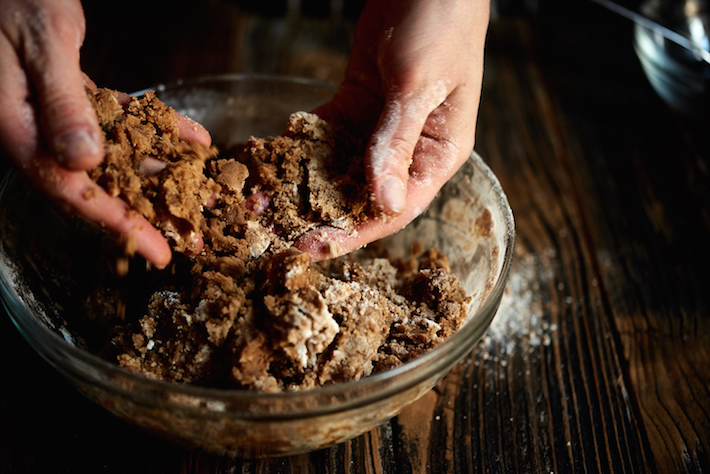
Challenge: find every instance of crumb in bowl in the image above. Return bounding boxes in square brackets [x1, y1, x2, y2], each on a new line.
[0, 75, 514, 457]
[75, 88, 472, 392]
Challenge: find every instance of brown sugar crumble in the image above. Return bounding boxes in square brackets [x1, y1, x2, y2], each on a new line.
[83, 88, 471, 392]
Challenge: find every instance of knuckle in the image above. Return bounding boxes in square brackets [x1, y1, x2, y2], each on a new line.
[48, 7, 85, 47]
[14, 0, 85, 58]
[43, 94, 89, 123]
[388, 136, 416, 166]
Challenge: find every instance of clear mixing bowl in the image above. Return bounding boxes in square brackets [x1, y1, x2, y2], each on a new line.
[633, 0, 710, 115]
[0, 74, 515, 457]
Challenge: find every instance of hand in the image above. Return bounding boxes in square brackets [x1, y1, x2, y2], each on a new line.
[0, 0, 210, 268]
[297, 0, 490, 260]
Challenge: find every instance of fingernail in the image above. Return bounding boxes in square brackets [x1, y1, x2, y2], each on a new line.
[55, 130, 100, 164]
[379, 176, 406, 214]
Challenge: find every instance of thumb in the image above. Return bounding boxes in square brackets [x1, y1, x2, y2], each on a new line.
[366, 95, 431, 216]
[24, 5, 103, 171]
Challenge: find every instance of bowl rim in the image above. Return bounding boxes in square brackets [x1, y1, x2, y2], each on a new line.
[131, 72, 341, 97]
[0, 74, 516, 420]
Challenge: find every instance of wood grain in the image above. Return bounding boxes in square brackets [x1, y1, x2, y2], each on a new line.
[530, 3, 710, 472]
[474, 14, 650, 472]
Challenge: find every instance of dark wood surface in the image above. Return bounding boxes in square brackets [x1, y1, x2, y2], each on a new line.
[2, 1, 709, 472]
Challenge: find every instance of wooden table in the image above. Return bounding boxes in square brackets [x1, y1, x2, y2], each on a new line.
[2, 1, 709, 472]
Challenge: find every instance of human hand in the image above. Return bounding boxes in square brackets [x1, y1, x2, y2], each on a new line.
[296, 0, 489, 260]
[0, 0, 210, 269]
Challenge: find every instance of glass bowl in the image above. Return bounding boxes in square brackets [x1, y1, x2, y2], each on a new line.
[632, 0, 710, 115]
[0, 74, 515, 457]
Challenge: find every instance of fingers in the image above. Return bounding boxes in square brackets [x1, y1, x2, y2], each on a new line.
[29, 156, 173, 268]
[296, 136, 459, 261]
[356, 0, 489, 220]
[175, 113, 212, 146]
[0, 1, 209, 269]
[4, 90, 174, 269]
[295, 190, 427, 261]
[18, 0, 103, 171]
[366, 89, 447, 215]
[0, 29, 171, 268]
[296, 218, 411, 261]
[58, 172, 173, 269]
[81, 73, 99, 92]
[295, 226, 356, 260]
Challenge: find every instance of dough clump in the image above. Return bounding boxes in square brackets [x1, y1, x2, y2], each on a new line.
[85, 89, 470, 392]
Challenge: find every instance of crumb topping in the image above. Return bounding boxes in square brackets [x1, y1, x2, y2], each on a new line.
[83, 88, 470, 392]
